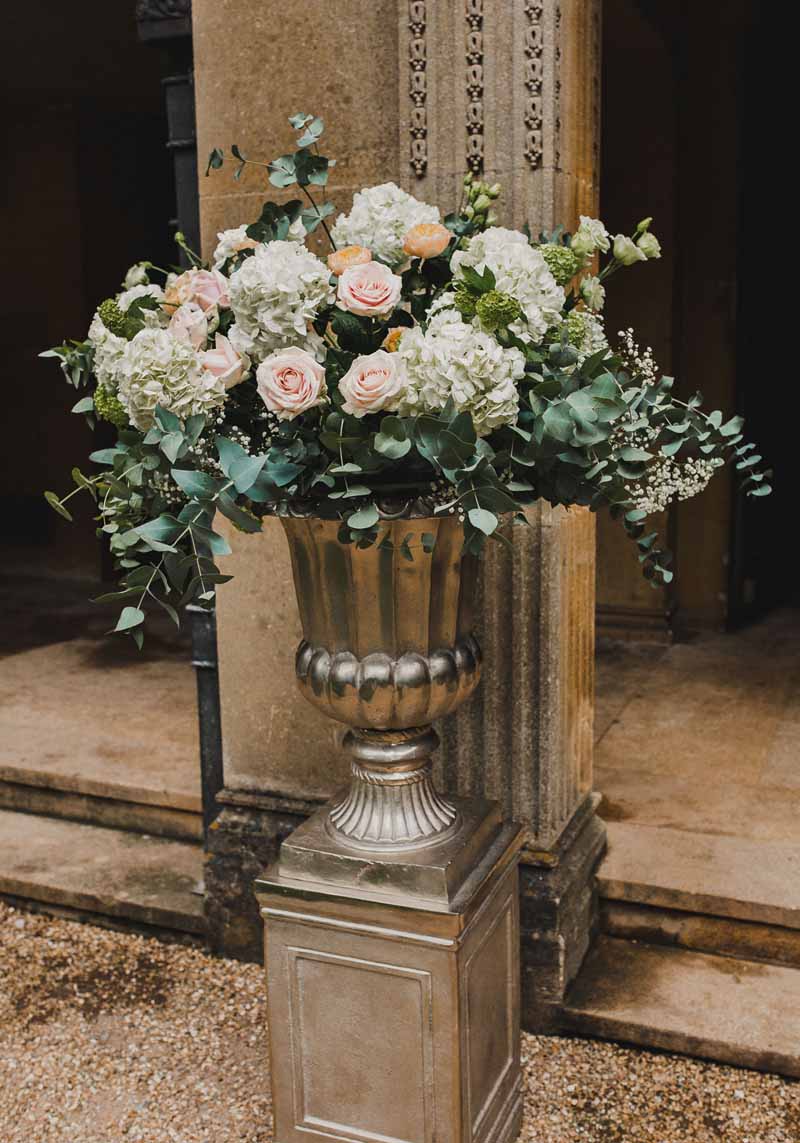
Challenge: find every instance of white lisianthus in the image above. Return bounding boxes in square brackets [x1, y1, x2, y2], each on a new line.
[451, 227, 565, 342]
[636, 231, 661, 260]
[87, 312, 127, 392]
[580, 275, 606, 312]
[212, 225, 258, 270]
[227, 240, 334, 363]
[116, 327, 226, 430]
[287, 216, 307, 243]
[570, 216, 611, 260]
[395, 301, 525, 434]
[613, 234, 646, 266]
[331, 182, 440, 266]
[123, 263, 149, 289]
[117, 283, 165, 313]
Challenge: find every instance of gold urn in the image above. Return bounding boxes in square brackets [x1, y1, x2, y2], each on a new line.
[281, 512, 482, 849]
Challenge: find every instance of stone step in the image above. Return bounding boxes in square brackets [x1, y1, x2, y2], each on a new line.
[599, 821, 800, 931]
[0, 772, 202, 842]
[0, 638, 203, 842]
[563, 935, 800, 1078]
[0, 809, 205, 936]
[601, 899, 800, 969]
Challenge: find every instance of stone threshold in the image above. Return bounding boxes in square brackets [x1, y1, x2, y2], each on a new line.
[599, 821, 800, 933]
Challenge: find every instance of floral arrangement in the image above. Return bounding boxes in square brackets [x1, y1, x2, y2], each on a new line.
[43, 114, 769, 644]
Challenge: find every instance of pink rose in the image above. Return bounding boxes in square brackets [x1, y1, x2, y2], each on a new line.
[256, 347, 326, 420]
[169, 302, 208, 350]
[338, 350, 404, 418]
[200, 333, 249, 390]
[164, 268, 230, 314]
[337, 261, 402, 318]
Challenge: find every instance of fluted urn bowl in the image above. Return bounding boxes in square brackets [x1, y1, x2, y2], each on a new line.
[283, 515, 481, 728]
[281, 512, 483, 849]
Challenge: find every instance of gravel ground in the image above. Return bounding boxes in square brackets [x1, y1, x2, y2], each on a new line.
[0, 902, 797, 1143]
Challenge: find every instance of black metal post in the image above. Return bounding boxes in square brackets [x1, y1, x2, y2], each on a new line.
[187, 605, 224, 839]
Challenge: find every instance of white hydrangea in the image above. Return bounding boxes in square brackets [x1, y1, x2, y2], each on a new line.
[227, 240, 333, 363]
[451, 227, 565, 342]
[117, 283, 165, 313]
[87, 312, 127, 392]
[116, 327, 226, 430]
[331, 182, 440, 266]
[395, 301, 525, 435]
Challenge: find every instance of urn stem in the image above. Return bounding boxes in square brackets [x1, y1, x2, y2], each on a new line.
[328, 726, 460, 849]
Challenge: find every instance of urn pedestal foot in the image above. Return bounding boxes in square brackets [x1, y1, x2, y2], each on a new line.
[255, 803, 525, 1143]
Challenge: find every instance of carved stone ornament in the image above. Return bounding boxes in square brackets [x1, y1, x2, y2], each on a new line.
[465, 0, 485, 174]
[523, 1, 545, 169]
[408, 1, 428, 176]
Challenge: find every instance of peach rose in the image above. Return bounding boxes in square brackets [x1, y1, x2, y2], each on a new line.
[164, 268, 230, 314]
[338, 350, 404, 418]
[382, 327, 405, 353]
[256, 347, 326, 420]
[402, 222, 451, 259]
[327, 245, 372, 276]
[168, 302, 208, 350]
[200, 333, 249, 390]
[337, 261, 402, 318]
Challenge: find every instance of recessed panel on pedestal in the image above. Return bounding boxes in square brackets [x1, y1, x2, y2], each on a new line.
[287, 947, 434, 1143]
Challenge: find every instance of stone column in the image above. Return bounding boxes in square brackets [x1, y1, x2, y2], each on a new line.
[194, 0, 605, 1019]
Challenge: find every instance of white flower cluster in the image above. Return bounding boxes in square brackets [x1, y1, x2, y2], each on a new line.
[625, 455, 724, 516]
[576, 311, 608, 364]
[331, 182, 440, 265]
[451, 227, 565, 342]
[116, 328, 227, 430]
[227, 240, 333, 363]
[395, 301, 525, 434]
[617, 327, 659, 385]
[117, 283, 165, 314]
[87, 312, 127, 392]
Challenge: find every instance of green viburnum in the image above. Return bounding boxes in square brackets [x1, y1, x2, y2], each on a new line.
[94, 384, 128, 428]
[97, 298, 128, 338]
[547, 309, 586, 347]
[475, 290, 522, 331]
[539, 243, 582, 286]
[453, 283, 478, 319]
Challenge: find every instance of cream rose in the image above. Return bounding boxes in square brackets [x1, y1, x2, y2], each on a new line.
[338, 350, 404, 418]
[165, 268, 230, 314]
[168, 302, 208, 350]
[256, 347, 326, 420]
[337, 261, 402, 318]
[200, 333, 249, 390]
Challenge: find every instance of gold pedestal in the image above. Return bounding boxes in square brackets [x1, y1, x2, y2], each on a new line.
[256, 803, 525, 1143]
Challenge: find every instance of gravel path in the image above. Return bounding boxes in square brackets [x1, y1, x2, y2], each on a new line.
[0, 902, 797, 1143]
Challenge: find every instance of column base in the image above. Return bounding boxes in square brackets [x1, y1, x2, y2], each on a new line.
[255, 800, 525, 1143]
[519, 794, 608, 1033]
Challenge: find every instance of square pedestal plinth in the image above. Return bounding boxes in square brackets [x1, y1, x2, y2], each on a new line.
[255, 800, 525, 1143]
